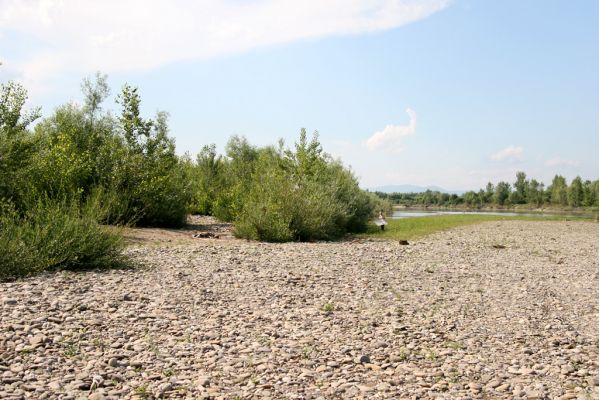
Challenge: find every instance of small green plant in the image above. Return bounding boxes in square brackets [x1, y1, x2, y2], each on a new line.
[301, 346, 314, 360]
[398, 348, 409, 361]
[447, 372, 460, 384]
[92, 338, 105, 350]
[322, 303, 335, 313]
[423, 348, 438, 361]
[358, 323, 371, 334]
[446, 341, 464, 350]
[163, 368, 174, 377]
[134, 385, 150, 399]
[63, 342, 80, 357]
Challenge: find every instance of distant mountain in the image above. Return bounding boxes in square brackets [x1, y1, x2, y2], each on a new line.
[367, 184, 465, 195]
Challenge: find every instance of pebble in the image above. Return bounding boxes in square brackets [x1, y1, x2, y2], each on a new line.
[358, 355, 371, 363]
[107, 358, 119, 368]
[0, 219, 597, 399]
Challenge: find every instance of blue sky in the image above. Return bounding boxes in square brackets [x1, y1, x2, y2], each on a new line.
[1, 0, 598, 190]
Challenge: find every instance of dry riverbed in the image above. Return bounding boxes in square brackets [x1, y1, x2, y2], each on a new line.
[1, 220, 599, 399]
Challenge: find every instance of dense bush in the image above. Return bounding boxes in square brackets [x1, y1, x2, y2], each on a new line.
[110, 86, 191, 227]
[0, 75, 192, 279]
[186, 144, 225, 215]
[2, 72, 386, 281]
[0, 196, 125, 281]
[198, 130, 379, 241]
[27, 76, 191, 227]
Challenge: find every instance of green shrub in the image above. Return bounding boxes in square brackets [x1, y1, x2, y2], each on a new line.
[27, 77, 191, 228]
[230, 131, 377, 242]
[187, 145, 224, 215]
[0, 197, 126, 281]
[233, 152, 295, 241]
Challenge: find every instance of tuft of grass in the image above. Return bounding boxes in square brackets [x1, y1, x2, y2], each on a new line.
[423, 348, 438, 361]
[301, 346, 314, 360]
[447, 340, 464, 350]
[134, 385, 150, 399]
[359, 214, 587, 241]
[322, 302, 335, 313]
[63, 342, 80, 357]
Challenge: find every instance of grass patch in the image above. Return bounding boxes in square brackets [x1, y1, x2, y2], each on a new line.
[360, 214, 589, 241]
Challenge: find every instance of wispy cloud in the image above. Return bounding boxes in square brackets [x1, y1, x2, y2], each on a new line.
[491, 145, 523, 161]
[366, 108, 416, 152]
[0, 0, 450, 85]
[545, 157, 581, 168]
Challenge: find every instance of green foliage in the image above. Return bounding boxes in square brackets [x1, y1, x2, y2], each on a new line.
[568, 176, 583, 207]
[0, 197, 125, 281]
[527, 179, 543, 207]
[187, 144, 224, 215]
[378, 172, 598, 210]
[512, 171, 528, 204]
[111, 88, 190, 227]
[192, 130, 377, 241]
[463, 191, 482, 208]
[494, 181, 511, 206]
[0, 81, 41, 135]
[0, 81, 41, 209]
[0, 74, 195, 279]
[212, 135, 261, 222]
[550, 175, 568, 206]
[233, 150, 295, 241]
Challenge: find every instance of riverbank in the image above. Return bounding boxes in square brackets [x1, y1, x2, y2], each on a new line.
[1, 220, 598, 399]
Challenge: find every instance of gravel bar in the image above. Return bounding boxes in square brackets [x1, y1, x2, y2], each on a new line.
[1, 220, 599, 399]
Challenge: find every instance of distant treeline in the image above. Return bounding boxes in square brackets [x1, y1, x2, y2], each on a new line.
[375, 172, 599, 209]
[1, 74, 387, 278]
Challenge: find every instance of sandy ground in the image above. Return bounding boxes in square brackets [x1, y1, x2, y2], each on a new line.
[1, 220, 598, 399]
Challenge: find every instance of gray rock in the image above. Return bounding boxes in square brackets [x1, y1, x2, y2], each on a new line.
[2, 298, 17, 306]
[107, 358, 119, 368]
[358, 355, 371, 364]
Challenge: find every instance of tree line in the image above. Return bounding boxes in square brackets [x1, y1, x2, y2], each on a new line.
[376, 171, 599, 209]
[1, 74, 387, 279]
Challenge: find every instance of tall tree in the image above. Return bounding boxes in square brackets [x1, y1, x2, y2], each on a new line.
[0, 81, 41, 208]
[494, 181, 511, 205]
[582, 180, 594, 207]
[512, 171, 528, 204]
[485, 182, 494, 203]
[568, 176, 584, 207]
[527, 179, 543, 207]
[550, 175, 568, 206]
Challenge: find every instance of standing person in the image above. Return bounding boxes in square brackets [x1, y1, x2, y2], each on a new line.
[377, 210, 387, 231]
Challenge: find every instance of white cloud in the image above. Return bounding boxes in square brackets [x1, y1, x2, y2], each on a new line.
[366, 108, 416, 152]
[491, 145, 523, 161]
[545, 157, 581, 168]
[0, 0, 450, 85]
